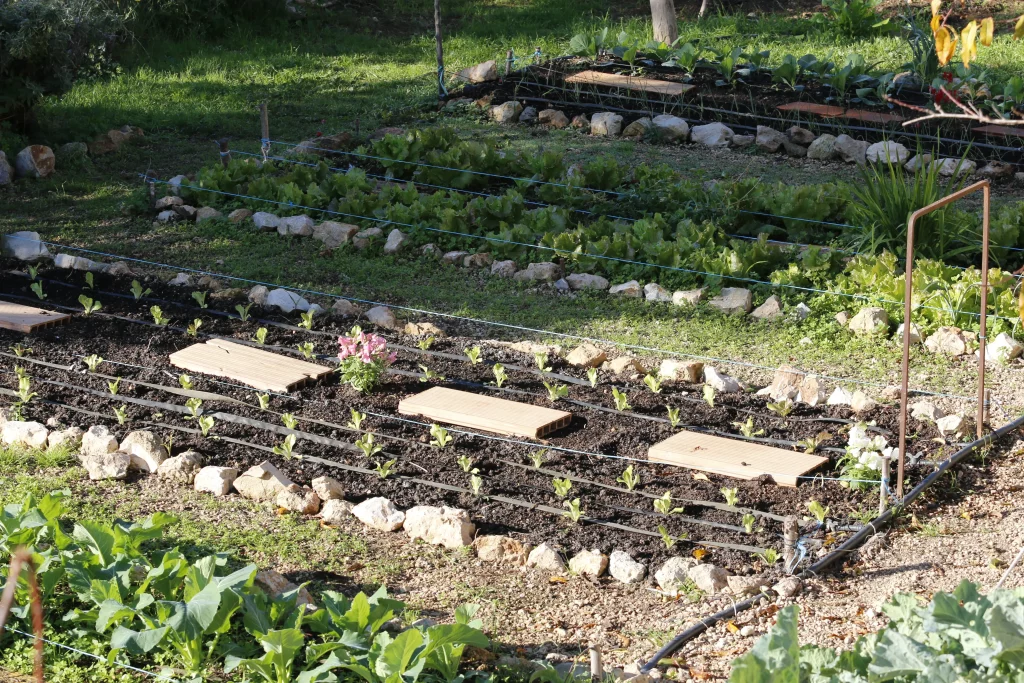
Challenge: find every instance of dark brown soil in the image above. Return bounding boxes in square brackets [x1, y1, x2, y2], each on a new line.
[0, 262, 999, 578]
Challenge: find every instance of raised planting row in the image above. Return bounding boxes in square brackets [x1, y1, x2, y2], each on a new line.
[0, 261, 1005, 590]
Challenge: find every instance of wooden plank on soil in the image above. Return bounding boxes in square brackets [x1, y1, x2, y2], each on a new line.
[648, 431, 828, 487]
[397, 386, 572, 438]
[168, 339, 334, 393]
[564, 70, 694, 97]
[973, 124, 1024, 138]
[0, 301, 72, 333]
[842, 109, 906, 124]
[776, 102, 845, 117]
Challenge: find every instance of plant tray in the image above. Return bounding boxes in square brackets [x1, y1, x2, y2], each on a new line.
[168, 338, 334, 392]
[397, 386, 572, 438]
[648, 430, 828, 487]
[0, 300, 72, 333]
[564, 70, 694, 97]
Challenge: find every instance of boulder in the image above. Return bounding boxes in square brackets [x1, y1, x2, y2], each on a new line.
[490, 101, 523, 124]
[568, 549, 608, 578]
[565, 273, 609, 290]
[767, 366, 803, 401]
[659, 359, 704, 384]
[783, 139, 808, 157]
[691, 123, 734, 147]
[155, 196, 183, 210]
[731, 134, 755, 147]
[383, 229, 407, 254]
[910, 402, 944, 422]
[608, 550, 646, 584]
[404, 321, 445, 337]
[48, 426, 83, 450]
[81, 425, 118, 457]
[313, 221, 360, 248]
[513, 262, 561, 283]
[228, 208, 253, 223]
[688, 564, 729, 593]
[276, 485, 321, 514]
[174, 205, 197, 221]
[609, 280, 642, 297]
[491, 260, 518, 278]
[365, 305, 398, 329]
[622, 117, 653, 138]
[978, 161, 1015, 180]
[751, 295, 782, 320]
[312, 475, 345, 501]
[985, 332, 1023, 363]
[194, 466, 238, 496]
[456, 60, 497, 83]
[570, 114, 589, 129]
[673, 288, 704, 306]
[924, 326, 972, 356]
[655, 557, 697, 593]
[473, 535, 529, 566]
[248, 285, 269, 305]
[932, 158, 977, 177]
[265, 288, 311, 313]
[54, 253, 98, 271]
[848, 307, 889, 335]
[904, 154, 933, 173]
[277, 215, 314, 236]
[527, 543, 566, 572]
[252, 212, 281, 231]
[14, 146, 55, 179]
[331, 299, 360, 317]
[605, 356, 647, 376]
[195, 207, 222, 223]
[234, 461, 293, 501]
[755, 126, 787, 153]
[351, 497, 405, 531]
[835, 134, 869, 165]
[352, 227, 382, 249]
[155, 210, 177, 224]
[798, 374, 825, 406]
[442, 250, 469, 265]
[538, 109, 570, 129]
[866, 141, 910, 165]
[320, 499, 353, 525]
[120, 430, 167, 473]
[704, 367, 741, 393]
[518, 106, 538, 124]
[566, 343, 607, 368]
[82, 452, 131, 481]
[2, 231, 49, 261]
[105, 262, 132, 277]
[709, 287, 752, 315]
[786, 126, 816, 145]
[156, 450, 204, 484]
[644, 283, 672, 303]
[1, 421, 48, 449]
[404, 506, 475, 548]
[590, 112, 624, 136]
[651, 114, 689, 142]
[806, 134, 838, 160]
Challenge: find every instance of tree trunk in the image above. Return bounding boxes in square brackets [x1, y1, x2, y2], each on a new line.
[650, 0, 678, 45]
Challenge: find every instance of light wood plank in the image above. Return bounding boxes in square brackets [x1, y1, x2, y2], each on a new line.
[398, 387, 572, 438]
[564, 70, 694, 97]
[169, 339, 334, 393]
[0, 301, 72, 333]
[648, 430, 828, 487]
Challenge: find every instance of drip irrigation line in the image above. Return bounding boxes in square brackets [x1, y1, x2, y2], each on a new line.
[0, 243, 983, 405]
[6, 627, 179, 682]
[140, 176, 1017, 326]
[639, 409, 1024, 673]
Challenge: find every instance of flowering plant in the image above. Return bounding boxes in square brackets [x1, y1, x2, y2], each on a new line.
[840, 422, 895, 489]
[337, 326, 396, 393]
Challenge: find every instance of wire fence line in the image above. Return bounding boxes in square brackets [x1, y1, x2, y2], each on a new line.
[2, 233, 982, 402]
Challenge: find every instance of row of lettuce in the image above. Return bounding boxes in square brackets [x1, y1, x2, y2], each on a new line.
[177, 127, 1024, 338]
[0, 491, 488, 682]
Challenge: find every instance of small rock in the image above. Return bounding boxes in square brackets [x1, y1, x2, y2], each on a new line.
[168, 175, 188, 195]
[904, 154, 933, 173]
[234, 461, 293, 501]
[442, 250, 470, 265]
[120, 430, 167, 473]
[609, 280, 642, 297]
[194, 466, 238, 496]
[491, 260, 518, 278]
[731, 134, 755, 147]
[473, 535, 529, 566]
[806, 134, 838, 160]
[835, 311, 850, 326]
[57, 141, 89, 163]
[365, 305, 398, 329]
[985, 332, 1023, 363]
[605, 356, 647, 376]
[248, 285, 269, 305]
[751, 295, 782, 320]
[704, 367, 740, 393]
[2, 231, 49, 261]
[81, 425, 118, 457]
[566, 343, 607, 368]
[651, 114, 689, 142]
[755, 126, 787, 153]
[252, 212, 281, 231]
[155, 210, 177, 224]
[277, 215, 314, 236]
[568, 549, 608, 578]
[313, 476, 345, 500]
[932, 158, 977, 177]
[155, 196, 183, 210]
[826, 387, 853, 406]
[404, 505, 475, 548]
[786, 126, 816, 145]
[527, 543, 565, 572]
[463, 252, 493, 269]
[896, 322, 922, 344]
[352, 227, 382, 249]
[848, 307, 889, 335]
[518, 106, 539, 124]
[793, 302, 811, 320]
[644, 282, 672, 302]
[609, 550, 646, 584]
[798, 375, 825, 406]
[277, 485, 321, 514]
[82, 452, 131, 481]
[590, 112, 624, 136]
[850, 391, 878, 413]
[513, 262, 561, 283]
[565, 273, 609, 290]
[195, 207, 222, 223]
[727, 575, 764, 596]
[783, 139, 807, 157]
[313, 221, 360, 248]
[254, 570, 315, 608]
[773, 576, 802, 598]
[688, 564, 728, 593]
[228, 208, 253, 223]
[835, 135, 869, 165]
[265, 288, 311, 313]
[924, 326, 972, 356]
[659, 359, 703, 384]
[383, 229, 407, 254]
[673, 288, 704, 306]
[910, 401, 945, 422]
[156, 450, 203, 484]
[167, 272, 192, 287]
[655, 557, 697, 593]
[739, 625, 756, 637]
[690, 123, 733, 147]
[456, 60, 497, 83]
[538, 109, 570, 129]
[767, 366, 802, 401]
[1, 421, 48, 449]
[490, 101, 524, 124]
[570, 114, 589, 129]
[622, 117, 653, 138]
[709, 288, 752, 315]
[330, 299, 360, 317]
[936, 414, 964, 436]
[174, 205, 197, 221]
[14, 145, 55, 179]
[866, 141, 910, 165]
[979, 161, 1015, 180]
[48, 426, 83, 450]
[404, 321, 445, 337]
[351, 497, 405, 531]
[320, 499, 353, 525]
[105, 261, 132, 277]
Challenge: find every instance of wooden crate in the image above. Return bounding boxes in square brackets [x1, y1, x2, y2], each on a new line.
[169, 339, 334, 393]
[0, 301, 71, 333]
[398, 387, 572, 438]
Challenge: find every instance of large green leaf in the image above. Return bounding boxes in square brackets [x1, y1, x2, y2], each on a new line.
[110, 625, 169, 655]
[987, 595, 1024, 668]
[162, 581, 222, 640]
[376, 628, 425, 680]
[73, 521, 117, 566]
[96, 599, 136, 633]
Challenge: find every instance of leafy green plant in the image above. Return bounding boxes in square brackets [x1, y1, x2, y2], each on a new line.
[492, 363, 507, 388]
[756, 548, 780, 565]
[298, 311, 314, 330]
[197, 415, 215, 437]
[456, 455, 475, 473]
[543, 381, 569, 402]
[355, 433, 381, 457]
[569, 27, 610, 58]
[798, 431, 831, 454]
[586, 367, 598, 387]
[742, 514, 756, 534]
[347, 409, 366, 430]
[113, 405, 128, 425]
[130, 280, 152, 300]
[280, 413, 298, 430]
[78, 294, 101, 315]
[732, 417, 764, 438]
[657, 524, 677, 550]
[296, 342, 314, 359]
[529, 449, 547, 468]
[820, 0, 890, 39]
[616, 465, 640, 491]
[274, 434, 298, 459]
[15, 375, 36, 404]
[806, 500, 830, 524]
[666, 406, 681, 428]
[766, 399, 794, 419]
[552, 477, 572, 498]
[654, 491, 683, 515]
[702, 385, 715, 407]
[252, 327, 268, 345]
[374, 458, 397, 479]
[464, 346, 481, 364]
[192, 291, 208, 309]
[429, 423, 452, 449]
[563, 498, 583, 523]
[26, 265, 38, 280]
[418, 364, 444, 382]
[107, 376, 122, 395]
[417, 336, 435, 351]
[642, 375, 662, 394]
[184, 397, 203, 419]
[186, 318, 202, 337]
[179, 374, 193, 390]
[721, 487, 739, 508]
[10, 344, 30, 357]
[257, 393, 270, 411]
[83, 354, 103, 372]
[30, 281, 46, 300]
[534, 352, 551, 373]
[235, 303, 253, 321]
[611, 387, 631, 411]
[151, 306, 170, 326]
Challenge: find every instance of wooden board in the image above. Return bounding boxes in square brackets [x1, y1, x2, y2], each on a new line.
[776, 102, 845, 117]
[398, 387, 572, 438]
[0, 301, 71, 333]
[973, 124, 1024, 138]
[169, 339, 334, 393]
[842, 109, 906, 124]
[648, 430, 828, 487]
[564, 70, 694, 97]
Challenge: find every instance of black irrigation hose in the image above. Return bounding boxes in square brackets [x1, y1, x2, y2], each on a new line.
[638, 411, 1024, 673]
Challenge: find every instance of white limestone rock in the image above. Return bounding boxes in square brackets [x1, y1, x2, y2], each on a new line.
[265, 288, 311, 313]
[194, 466, 238, 496]
[404, 505, 475, 548]
[351, 497, 405, 532]
[568, 549, 608, 578]
[608, 550, 646, 584]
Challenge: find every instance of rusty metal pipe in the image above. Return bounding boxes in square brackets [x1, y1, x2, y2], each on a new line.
[898, 179, 991, 497]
